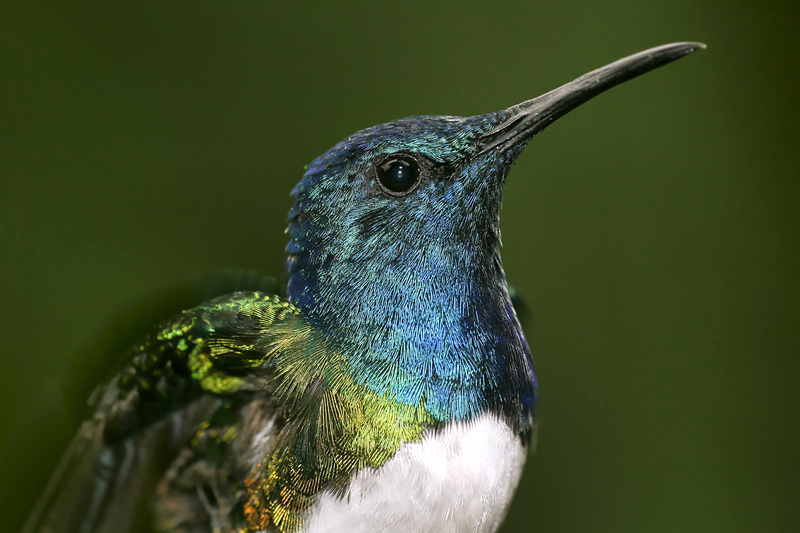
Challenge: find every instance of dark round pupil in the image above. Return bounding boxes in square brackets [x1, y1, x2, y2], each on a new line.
[379, 158, 419, 192]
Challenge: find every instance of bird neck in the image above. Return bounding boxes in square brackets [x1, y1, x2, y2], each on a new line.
[285, 221, 536, 435]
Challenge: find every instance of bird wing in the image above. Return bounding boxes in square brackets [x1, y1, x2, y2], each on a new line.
[22, 291, 308, 533]
[25, 290, 433, 533]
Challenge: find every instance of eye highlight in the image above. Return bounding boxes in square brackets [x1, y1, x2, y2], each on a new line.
[376, 154, 420, 194]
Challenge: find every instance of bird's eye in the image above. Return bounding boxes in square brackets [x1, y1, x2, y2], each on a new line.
[376, 155, 420, 194]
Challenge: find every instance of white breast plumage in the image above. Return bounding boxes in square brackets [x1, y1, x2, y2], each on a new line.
[303, 412, 528, 533]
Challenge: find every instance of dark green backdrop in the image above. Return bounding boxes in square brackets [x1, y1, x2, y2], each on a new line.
[1, 1, 798, 532]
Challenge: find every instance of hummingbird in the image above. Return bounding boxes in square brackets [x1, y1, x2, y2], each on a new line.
[23, 42, 704, 533]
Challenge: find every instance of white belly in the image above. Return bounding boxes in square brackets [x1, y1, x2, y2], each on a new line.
[303, 412, 528, 533]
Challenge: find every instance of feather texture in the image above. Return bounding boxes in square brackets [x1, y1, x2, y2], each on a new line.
[26, 113, 539, 533]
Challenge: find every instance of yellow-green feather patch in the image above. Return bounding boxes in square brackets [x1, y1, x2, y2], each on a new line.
[175, 292, 434, 532]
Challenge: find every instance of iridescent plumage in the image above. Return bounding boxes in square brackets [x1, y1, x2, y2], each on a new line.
[23, 42, 704, 533]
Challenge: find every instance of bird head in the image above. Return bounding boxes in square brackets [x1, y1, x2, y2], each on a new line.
[285, 43, 704, 424]
[286, 111, 513, 308]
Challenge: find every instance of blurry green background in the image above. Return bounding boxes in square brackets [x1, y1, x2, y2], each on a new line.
[1, 1, 798, 532]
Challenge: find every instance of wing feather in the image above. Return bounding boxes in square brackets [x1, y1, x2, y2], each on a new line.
[22, 292, 298, 533]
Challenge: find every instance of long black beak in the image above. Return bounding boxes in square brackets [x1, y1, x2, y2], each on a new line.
[476, 42, 705, 155]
